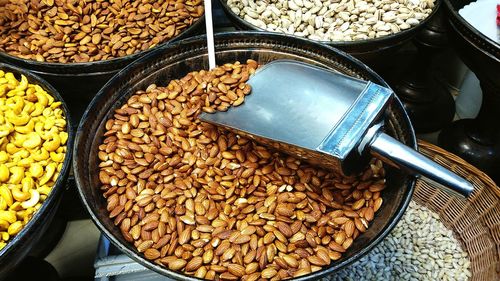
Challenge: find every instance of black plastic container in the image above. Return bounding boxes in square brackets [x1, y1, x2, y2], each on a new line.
[74, 32, 416, 280]
[218, 0, 441, 65]
[0, 16, 205, 128]
[0, 63, 74, 278]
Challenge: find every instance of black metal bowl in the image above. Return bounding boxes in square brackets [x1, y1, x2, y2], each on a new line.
[0, 16, 205, 126]
[74, 32, 416, 280]
[0, 63, 74, 278]
[218, 0, 441, 64]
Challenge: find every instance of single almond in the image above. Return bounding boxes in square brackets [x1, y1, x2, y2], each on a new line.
[185, 256, 203, 272]
[227, 263, 245, 277]
[261, 267, 278, 279]
[168, 259, 187, 271]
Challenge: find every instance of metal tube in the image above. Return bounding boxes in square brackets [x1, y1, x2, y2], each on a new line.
[370, 132, 474, 198]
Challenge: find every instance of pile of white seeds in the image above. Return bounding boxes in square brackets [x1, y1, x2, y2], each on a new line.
[226, 0, 436, 41]
[325, 201, 472, 281]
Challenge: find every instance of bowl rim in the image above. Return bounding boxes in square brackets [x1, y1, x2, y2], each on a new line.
[443, 0, 500, 55]
[0, 15, 205, 74]
[217, 0, 442, 47]
[73, 31, 416, 281]
[0, 63, 75, 259]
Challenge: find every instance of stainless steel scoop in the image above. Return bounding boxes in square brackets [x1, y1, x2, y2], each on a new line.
[199, 60, 474, 197]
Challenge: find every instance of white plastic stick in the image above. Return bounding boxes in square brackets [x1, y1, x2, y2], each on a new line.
[204, 0, 216, 70]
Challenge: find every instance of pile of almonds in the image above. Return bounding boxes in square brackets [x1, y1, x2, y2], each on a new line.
[98, 60, 386, 280]
[0, 0, 203, 63]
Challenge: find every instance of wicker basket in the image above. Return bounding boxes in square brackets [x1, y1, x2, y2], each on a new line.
[416, 140, 500, 280]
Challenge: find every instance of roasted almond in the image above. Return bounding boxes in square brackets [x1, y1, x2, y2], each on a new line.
[228, 263, 246, 277]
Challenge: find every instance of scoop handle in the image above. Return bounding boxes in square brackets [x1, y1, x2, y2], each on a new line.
[369, 132, 474, 198]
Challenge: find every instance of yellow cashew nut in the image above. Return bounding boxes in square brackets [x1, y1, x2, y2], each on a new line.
[0, 189, 10, 206]
[3, 73, 16, 85]
[5, 110, 30, 126]
[43, 134, 60, 152]
[21, 190, 39, 209]
[37, 186, 51, 196]
[19, 208, 35, 221]
[32, 148, 49, 161]
[30, 103, 44, 117]
[50, 101, 62, 109]
[22, 132, 42, 149]
[9, 167, 25, 184]
[0, 137, 6, 150]
[12, 133, 28, 148]
[0, 165, 9, 183]
[59, 131, 68, 145]
[17, 157, 34, 168]
[0, 85, 9, 98]
[0, 123, 14, 138]
[7, 221, 23, 236]
[0, 198, 7, 211]
[54, 118, 67, 128]
[14, 119, 34, 134]
[33, 89, 48, 107]
[22, 102, 35, 115]
[0, 220, 9, 231]
[11, 187, 30, 202]
[43, 117, 55, 130]
[0, 185, 13, 206]
[17, 75, 28, 92]
[8, 96, 24, 114]
[29, 163, 44, 178]
[8, 202, 22, 211]
[0, 210, 17, 224]
[12, 149, 29, 160]
[39, 163, 57, 186]
[5, 143, 21, 154]
[1, 231, 9, 241]
[50, 152, 65, 163]
[42, 108, 53, 118]
[21, 177, 34, 192]
[0, 152, 8, 163]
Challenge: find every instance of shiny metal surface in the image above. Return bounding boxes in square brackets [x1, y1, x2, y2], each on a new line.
[200, 59, 474, 197]
[199, 60, 391, 174]
[370, 132, 474, 197]
[203, 60, 365, 148]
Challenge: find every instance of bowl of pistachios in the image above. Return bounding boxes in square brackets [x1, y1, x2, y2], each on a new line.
[219, 0, 441, 64]
[0, 63, 74, 277]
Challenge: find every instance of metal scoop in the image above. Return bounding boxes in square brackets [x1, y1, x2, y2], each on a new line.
[199, 60, 474, 197]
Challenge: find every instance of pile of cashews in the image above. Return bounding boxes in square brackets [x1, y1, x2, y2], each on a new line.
[0, 70, 68, 250]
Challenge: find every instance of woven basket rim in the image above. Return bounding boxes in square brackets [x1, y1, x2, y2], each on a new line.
[417, 140, 500, 199]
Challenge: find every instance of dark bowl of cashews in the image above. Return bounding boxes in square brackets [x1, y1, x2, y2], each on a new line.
[0, 63, 74, 277]
[74, 32, 416, 281]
